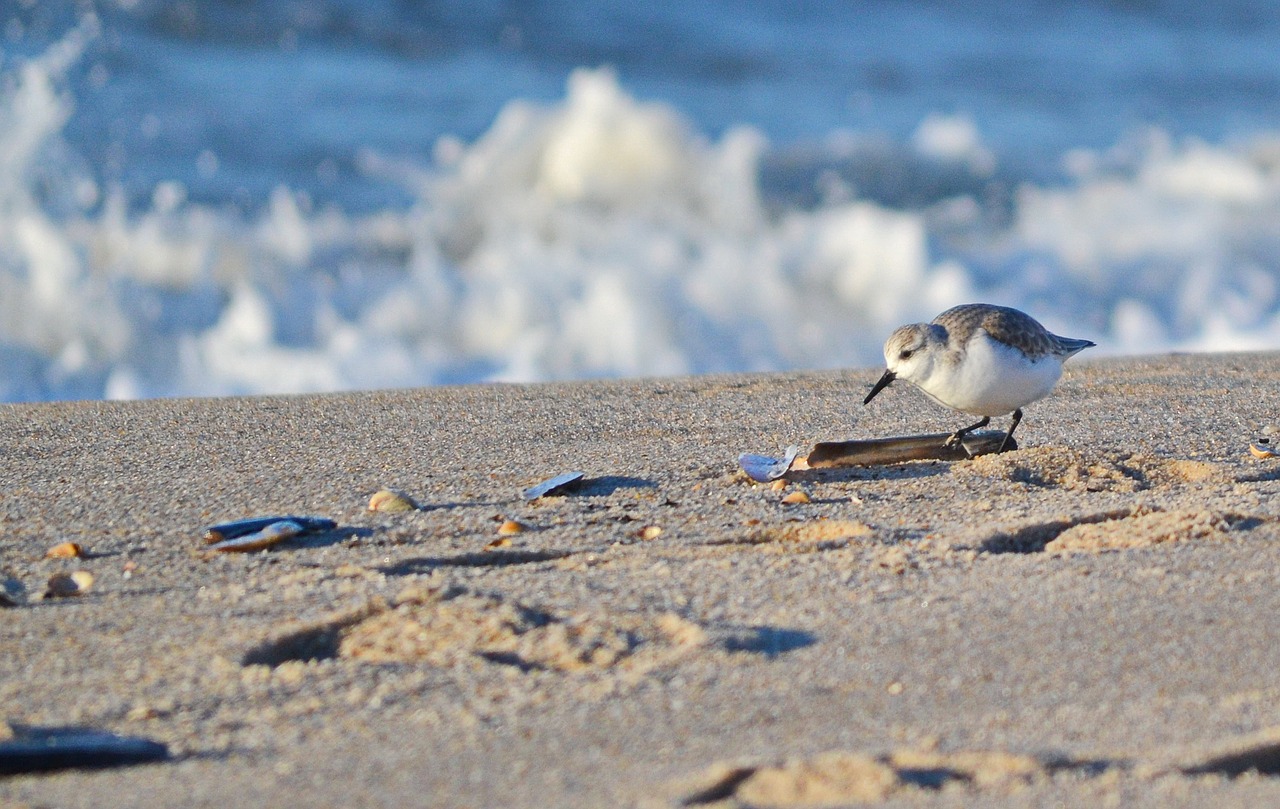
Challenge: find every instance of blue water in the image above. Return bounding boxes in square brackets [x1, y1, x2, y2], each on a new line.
[41, 1, 1280, 210]
[3, 1, 1280, 400]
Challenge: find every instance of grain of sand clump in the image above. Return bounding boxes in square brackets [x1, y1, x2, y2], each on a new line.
[680, 747, 1048, 807]
[1044, 509, 1256, 554]
[331, 588, 707, 673]
[955, 446, 1226, 492]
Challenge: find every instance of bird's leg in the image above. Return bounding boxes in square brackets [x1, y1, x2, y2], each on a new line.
[996, 409, 1023, 453]
[944, 416, 990, 447]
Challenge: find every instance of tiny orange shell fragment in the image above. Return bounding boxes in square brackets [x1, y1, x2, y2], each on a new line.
[769, 479, 787, 491]
[45, 542, 83, 559]
[780, 491, 811, 505]
[1250, 443, 1277, 459]
[497, 520, 526, 536]
[485, 537, 512, 550]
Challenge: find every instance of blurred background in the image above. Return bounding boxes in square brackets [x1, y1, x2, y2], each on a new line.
[3, 1, 1280, 401]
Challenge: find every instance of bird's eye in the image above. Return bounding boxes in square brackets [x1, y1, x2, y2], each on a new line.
[899, 349, 914, 360]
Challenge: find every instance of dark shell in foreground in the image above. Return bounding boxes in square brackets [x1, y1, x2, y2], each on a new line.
[0, 727, 168, 775]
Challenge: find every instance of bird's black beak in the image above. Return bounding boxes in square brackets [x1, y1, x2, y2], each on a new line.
[863, 370, 896, 405]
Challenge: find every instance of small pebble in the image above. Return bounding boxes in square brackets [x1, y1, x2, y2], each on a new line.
[125, 705, 161, 722]
[368, 489, 417, 513]
[45, 571, 94, 598]
[1263, 425, 1278, 436]
[497, 520, 526, 536]
[639, 525, 663, 540]
[45, 542, 83, 559]
[780, 491, 811, 505]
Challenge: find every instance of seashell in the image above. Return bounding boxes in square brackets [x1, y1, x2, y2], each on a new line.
[738, 446, 801, 482]
[485, 537, 512, 550]
[0, 727, 167, 773]
[207, 520, 304, 553]
[769, 479, 787, 492]
[522, 471, 586, 500]
[1250, 443, 1277, 459]
[368, 489, 417, 513]
[808, 431, 1010, 467]
[203, 515, 336, 544]
[1, 578, 25, 608]
[45, 571, 94, 598]
[45, 542, 83, 559]
[638, 525, 663, 540]
[497, 520, 526, 537]
[780, 491, 811, 505]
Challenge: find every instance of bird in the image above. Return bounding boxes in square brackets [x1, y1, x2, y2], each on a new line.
[862, 304, 1095, 453]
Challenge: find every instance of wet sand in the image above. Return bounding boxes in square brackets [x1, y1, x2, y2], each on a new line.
[4, 352, 1280, 807]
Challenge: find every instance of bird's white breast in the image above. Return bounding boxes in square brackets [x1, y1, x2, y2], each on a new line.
[915, 331, 1063, 416]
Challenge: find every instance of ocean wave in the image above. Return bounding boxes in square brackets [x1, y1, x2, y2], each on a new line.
[1, 23, 1278, 401]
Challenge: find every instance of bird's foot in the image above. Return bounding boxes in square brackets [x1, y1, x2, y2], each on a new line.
[944, 417, 990, 449]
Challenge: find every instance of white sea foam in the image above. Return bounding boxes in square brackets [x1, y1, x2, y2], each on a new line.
[2, 27, 1279, 401]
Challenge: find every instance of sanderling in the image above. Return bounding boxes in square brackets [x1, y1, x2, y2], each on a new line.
[863, 304, 1095, 452]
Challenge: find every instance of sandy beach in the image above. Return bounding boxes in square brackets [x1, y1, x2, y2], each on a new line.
[4, 352, 1280, 807]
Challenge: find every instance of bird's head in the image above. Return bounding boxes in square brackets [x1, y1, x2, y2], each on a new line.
[863, 323, 942, 404]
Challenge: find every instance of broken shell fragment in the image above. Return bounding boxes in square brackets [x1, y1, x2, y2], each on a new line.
[738, 446, 801, 483]
[497, 520, 526, 536]
[485, 537, 512, 550]
[522, 471, 586, 500]
[45, 542, 83, 559]
[1250, 443, 1277, 459]
[780, 491, 811, 505]
[368, 489, 417, 513]
[44, 571, 94, 598]
[203, 516, 336, 544]
[207, 520, 304, 553]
